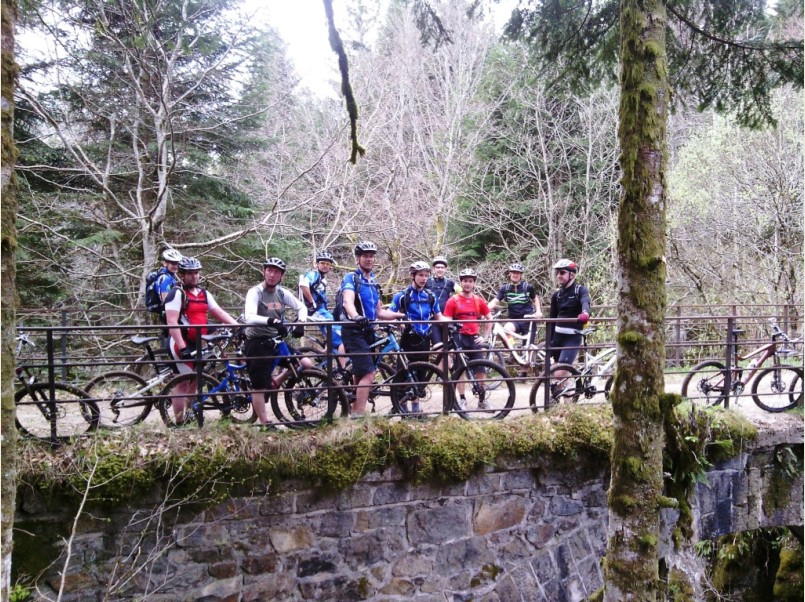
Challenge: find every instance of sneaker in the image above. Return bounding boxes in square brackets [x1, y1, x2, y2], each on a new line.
[456, 397, 467, 411]
[478, 399, 490, 410]
[191, 402, 204, 427]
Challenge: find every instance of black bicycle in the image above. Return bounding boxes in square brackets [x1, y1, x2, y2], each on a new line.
[14, 332, 99, 440]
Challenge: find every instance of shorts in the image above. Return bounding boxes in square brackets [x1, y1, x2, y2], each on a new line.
[245, 337, 291, 390]
[167, 338, 195, 375]
[457, 333, 485, 363]
[313, 308, 343, 347]
[401, 327, 431, 364]
[550, 333, 583, 364]
[342, 325, 376, 379]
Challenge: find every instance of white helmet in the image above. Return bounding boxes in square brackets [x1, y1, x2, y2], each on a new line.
[162, 249, 183, 262]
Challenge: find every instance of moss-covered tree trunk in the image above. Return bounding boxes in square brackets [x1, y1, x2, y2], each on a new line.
[604, 0, 670, 600]
[1, 0, 18, 598]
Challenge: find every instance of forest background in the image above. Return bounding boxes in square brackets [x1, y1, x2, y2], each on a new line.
[12, 0, 803, 318]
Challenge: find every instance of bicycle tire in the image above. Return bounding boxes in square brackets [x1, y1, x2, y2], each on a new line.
[528, 363, 582, 412]
[680, 360, 727, 406]
[451, 359, 515, 421]
[751, 365, 803, 413]
[157, 373, 223, 428]
[15, 382, 99, 440]
[389, 361, 445, 415]
[85, 371, 153, 428]
[791, 372, 803, 407]
[272, 368, 347, 428]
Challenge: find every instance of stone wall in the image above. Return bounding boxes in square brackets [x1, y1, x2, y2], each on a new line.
[14, 423, 802, 601]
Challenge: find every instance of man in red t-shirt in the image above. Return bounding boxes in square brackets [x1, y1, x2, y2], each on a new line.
[442, 268, 492, 409]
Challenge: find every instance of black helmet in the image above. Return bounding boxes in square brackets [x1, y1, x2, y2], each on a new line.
[432, 255, 448, 267]
[508, 263, 525, 273]
[162, 249, 183, 262]
[553, 259, 578, 273]
[458, 268, 477, 280]
[409, 261, 431, 276]
[354, 241, 378, 255]
[263, 257, 287, 272]
[178, 256, 202, 272]
[316, 251, 334, 263]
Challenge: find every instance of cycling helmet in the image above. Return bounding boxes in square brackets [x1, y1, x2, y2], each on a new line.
[354, 240, 378, 255]
[178, 256, 202, 272]
[458, 268, 478, 280]
[316, 251, 334, 263]
[508, 263, 525, 273]
[553, 259, 578, 273]
[263, 257, 287, 272]
[432, 255, 448, 267]
[162, 249, 183, 262]
[409, 261, 431, 276]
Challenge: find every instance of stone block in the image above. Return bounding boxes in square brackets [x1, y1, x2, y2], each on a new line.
[46, 569, 98, 593]
[555, 543, 575, 580]
[296, 490, 340, 514]
[392, 554, 434, 578]
[204, 498, 259, 522]
[340, 527, 407, 568]
[269, 524, 314, 553]
[209, 561, 238, 578]
[335, 487, 373, 510]
[503, 469, 536, 491]
[549, 495, 584, 516]
[297, 553, 338, 577]
[173, 523, 229, 548]
[526, 497, 547, 522]
[473, 496, 527, 536]
[714, 453, 748, 472]
[487, 573, 517, 599]
[372, 482, 411, 506]
[408, 501, 471, 545]
[539, 578, 563, 602]
[466, 473, 502, 497]
[510, 565, 546, 602]
[242, 572, 296, 601]
[318, 510, 354, 537]
[567, 529, 591, 562]
[695, 481, 716, 515]
[355, 505, 406, 531]
[380, 577, 416, 596]
[581, 487, 607, 508]
[499, 535, 533, 563]
[410, 482, 442, 500]
[525, 523, 555, 549]
[259, 493, 295, 516]
[435, 536, 494, 569]
[577, 557, 603, 597]
[241, 551, 280, 574]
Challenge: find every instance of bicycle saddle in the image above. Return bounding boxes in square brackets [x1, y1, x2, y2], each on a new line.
[131, 335, 161, 346]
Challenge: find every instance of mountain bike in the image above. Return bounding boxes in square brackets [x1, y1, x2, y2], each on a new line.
[529, 327, 617, 412]
[442, 324, 515, 420]
[485, 311, 546, 373]
[14, 332, 99, 440]
[84, 334, 175, 428]
[681, 320, 803, 412]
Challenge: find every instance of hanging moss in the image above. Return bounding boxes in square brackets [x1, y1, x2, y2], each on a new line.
[773, 540, 804, 600]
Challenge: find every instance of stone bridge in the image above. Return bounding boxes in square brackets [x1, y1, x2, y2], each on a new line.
[14, 414, 802, 601]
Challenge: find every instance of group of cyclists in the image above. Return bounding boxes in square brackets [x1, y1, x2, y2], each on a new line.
[149, 243, 591, 425]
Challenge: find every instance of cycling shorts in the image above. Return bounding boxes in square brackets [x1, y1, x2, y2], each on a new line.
[245, 337, 291, 390]
[342, 325, 376, 379]
[550, 332, 583, 365]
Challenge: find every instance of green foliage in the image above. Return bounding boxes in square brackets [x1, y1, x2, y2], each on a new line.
[9, 584, 32, 602]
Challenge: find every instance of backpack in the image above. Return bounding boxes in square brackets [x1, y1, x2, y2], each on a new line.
[145, 267, 171, 313]
[333, 271, 371, 321]
[399, 287, 437, 316]
[298, 271, 322, 311]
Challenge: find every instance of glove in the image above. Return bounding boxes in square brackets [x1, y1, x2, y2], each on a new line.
[291, 324, 305, 338]
[475, 336, 488, 347]
[351, 314, 369, 328]
[179, 347, 194, 361]
[578, 312, 590, 324]
[265, 317, 288, 338]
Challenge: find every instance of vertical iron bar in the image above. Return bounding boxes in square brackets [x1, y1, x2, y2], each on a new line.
[440, 321, 451, 415]
[60, 309, 68, 379]
[46, 329, 58, 442]
[724, 317, 734, 410]
[325, 322, 335, 421]
[543, 322, 552, 410]
[195, 325, 204, 422]
[674, 305, 682, 368]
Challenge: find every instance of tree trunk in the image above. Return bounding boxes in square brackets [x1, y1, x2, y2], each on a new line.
[605, 0, 670, 600]
[1, 0, 19, 597]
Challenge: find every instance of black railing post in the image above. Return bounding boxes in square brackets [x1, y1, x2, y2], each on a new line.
[674, 305, 682, 368]
[195, 325, 204, 421]
[325, 322, 335, 422]
[440, 321, 452, 415]
[46, 329, 58, 442]
[60, 309, 68, 379]
[724, 317, 734, 410]
[543, 322, 552, 410]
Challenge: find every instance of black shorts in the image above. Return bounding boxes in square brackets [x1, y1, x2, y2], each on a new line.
[245, 337, 277, 390]
[401, 328, 431, 364]
[457, 333, 484, 362]
[342, 326, 376, 379]
[511, 320, 531, 336]
[550, 333, 583, 364]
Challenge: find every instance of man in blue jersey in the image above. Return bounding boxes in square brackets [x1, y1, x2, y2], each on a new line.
[340, 241, 405, 415]
[299, 250, 345, 360]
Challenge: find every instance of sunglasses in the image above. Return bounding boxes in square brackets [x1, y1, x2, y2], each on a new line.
[555, 270, 569, 276]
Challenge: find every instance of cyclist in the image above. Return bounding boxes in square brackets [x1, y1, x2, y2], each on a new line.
[548, 259, 591, 366]
[426, 255, 456, 347]
[164, 257, 239, 425]
[488, 263, 542, 348]
[148, 248, 183, 325]
[389, 261, 448, 414]
[298, 250, 346, 364]
[340, 241, 405, 416]
[442, 268, 492, 410]
[244, 257, 311, 426]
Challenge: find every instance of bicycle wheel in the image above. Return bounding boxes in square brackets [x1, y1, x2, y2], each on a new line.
[751, 365, 803, 413]
[273, 368, 347, 428]
[389, 361, 445, 415]
[451, 360, 515, 420]
[85, 371, 153, 428]
[528, 364, 582, 413]
[157, 373, 222, 427]
[480, 348, 507, 390]
[217, 369, 257, 425]
[680, 360, 727, 406]
[15, 383, 99, 440]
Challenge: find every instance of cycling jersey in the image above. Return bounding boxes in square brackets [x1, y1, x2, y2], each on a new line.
[156, 271, 180, 299]
[443, 294, 490, 336]
[390, 287, 441, 336]
[164, 287, 222, 344]
[341, 270, 381, 321]
[496, 282, 537, 320]
[244, 284, 306, 339]
[298, 270, 328, 312]
[549, 282, 591, 336]
[426, 276, 456, 312]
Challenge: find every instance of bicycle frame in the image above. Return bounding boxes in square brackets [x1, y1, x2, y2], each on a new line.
[488, 314, 543, 367]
